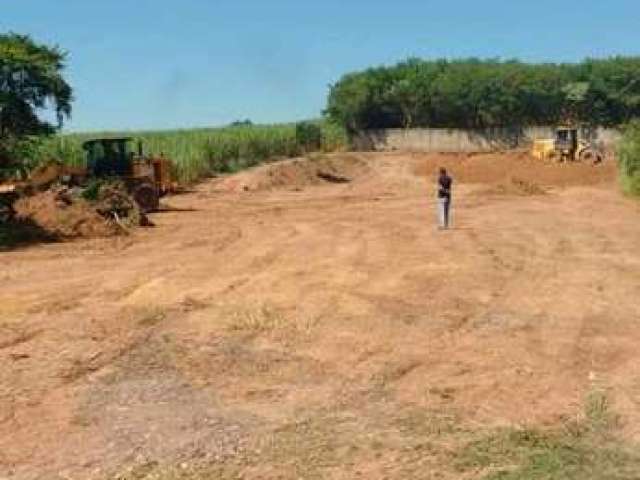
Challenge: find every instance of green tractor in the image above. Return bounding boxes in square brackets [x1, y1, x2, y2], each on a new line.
[82, 137, 174, 212]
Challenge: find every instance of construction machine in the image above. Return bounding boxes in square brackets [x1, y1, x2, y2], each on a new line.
[82, 137, 174, 212]
[0, 138, 174, 222]
[532, 126, 603, 164]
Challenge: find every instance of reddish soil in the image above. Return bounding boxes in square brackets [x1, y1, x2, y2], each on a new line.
[1, 152, 639, 479]
[13, 189, 116, 239]
[214, 153, 370, 192]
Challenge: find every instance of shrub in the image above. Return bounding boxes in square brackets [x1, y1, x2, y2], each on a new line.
[617, 120, 640, 196]
[296, 122, 323, 152]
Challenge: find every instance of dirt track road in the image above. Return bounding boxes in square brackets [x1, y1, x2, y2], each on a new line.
[1, 152, 640, 479]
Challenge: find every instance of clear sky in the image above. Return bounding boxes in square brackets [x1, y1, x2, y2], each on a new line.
[3, 0, 640, 132]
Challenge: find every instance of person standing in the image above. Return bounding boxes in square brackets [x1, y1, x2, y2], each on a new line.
[437, 168, 452, 229]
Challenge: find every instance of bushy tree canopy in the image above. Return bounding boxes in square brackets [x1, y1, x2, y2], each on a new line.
[326, 57, 640, 132]
[0, 33, 72, 175]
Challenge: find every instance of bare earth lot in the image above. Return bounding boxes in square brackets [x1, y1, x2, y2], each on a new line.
[1, 152, 640, 479]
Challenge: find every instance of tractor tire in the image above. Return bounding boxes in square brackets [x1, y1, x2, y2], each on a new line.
[132, 183, 159, 213]
[579, 149, 602, 165]
[0, 192, 17, 223]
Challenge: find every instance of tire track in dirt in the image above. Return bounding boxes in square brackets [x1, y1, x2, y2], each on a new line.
[3, 152, 640, 478]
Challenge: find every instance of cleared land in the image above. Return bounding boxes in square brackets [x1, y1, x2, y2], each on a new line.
[1, 152, 640, 479]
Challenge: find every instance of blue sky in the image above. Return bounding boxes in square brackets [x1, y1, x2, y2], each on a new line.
[3, 0, 640, 132]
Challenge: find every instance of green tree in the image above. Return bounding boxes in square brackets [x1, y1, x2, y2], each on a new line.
[385, 58, 424, 128]
[0, 33, 72, 177]
[561, 81, 591, 124]
[325, 56, 640, 132]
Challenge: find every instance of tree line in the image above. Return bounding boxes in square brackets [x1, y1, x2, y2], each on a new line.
[2, 32, 640, 195]
[325, 57, 640, 132]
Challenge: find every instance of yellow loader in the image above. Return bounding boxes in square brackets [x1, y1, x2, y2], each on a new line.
[532, 126, 602, 164]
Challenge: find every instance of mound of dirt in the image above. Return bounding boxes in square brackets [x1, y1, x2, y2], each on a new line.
[14, 187, 117, 238]
[214, 154, 370, 192]
[481, 176, 548, 196]
[12, 181, 149, 239]
[412, 151, 616, 187]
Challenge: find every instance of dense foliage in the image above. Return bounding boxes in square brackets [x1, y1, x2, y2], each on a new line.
[295, 121, 323, 152]
[0, 33, 72, 178]
[617, 120, 640, 196]
[326, 57, 640, 132]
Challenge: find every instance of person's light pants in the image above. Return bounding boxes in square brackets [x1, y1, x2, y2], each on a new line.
[437, 197, 450, 229]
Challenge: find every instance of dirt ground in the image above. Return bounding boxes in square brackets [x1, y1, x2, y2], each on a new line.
[1, 152, 639, 479]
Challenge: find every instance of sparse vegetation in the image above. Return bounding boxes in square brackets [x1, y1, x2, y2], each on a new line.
[458, 428, 640, 480]
[617, 120, 640, 196]
[35, 120, 347, 184]
[456, 390, 640, 480]
[226, 304, 290, 333]
[295, 121, 323, 152]
[103, 389, 640, 480]
[225, 304, 319, 335]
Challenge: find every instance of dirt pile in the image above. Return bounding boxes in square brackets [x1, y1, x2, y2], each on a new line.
[2, 151, 640, 479]
[412, 151, 617, 187]
[13, 182, 146, 239]
[214, 154, 370, 192]
[14, 187, 117, 238]
[481, 176, 548, 196]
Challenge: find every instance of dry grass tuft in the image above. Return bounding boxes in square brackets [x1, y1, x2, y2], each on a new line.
[225, 304, 319, 335]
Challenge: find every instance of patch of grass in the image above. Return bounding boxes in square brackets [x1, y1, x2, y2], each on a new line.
[106, 414, 356, 480]
[619, 168, 640, 197]
[99, 392, 635, 480]
[618, 120, 640, 197]
[109, 464, 244, 480]
[136, 307, 168, 327]
[456, 390, 640, 479]
[459, 430, 640, 480]
[255, 416, 349, 479]
[391, 406, 461, 440]
[225, 304, 319, 335]
[226, 305, 289, 333]
[581, 387, 619, 435]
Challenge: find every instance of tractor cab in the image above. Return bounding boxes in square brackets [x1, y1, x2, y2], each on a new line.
[83, 137, 139, 177]
[554, 127, 578, 159]
[81, 137, 174, 212]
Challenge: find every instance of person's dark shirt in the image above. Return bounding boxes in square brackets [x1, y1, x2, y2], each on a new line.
[438, 174, 452, 200]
